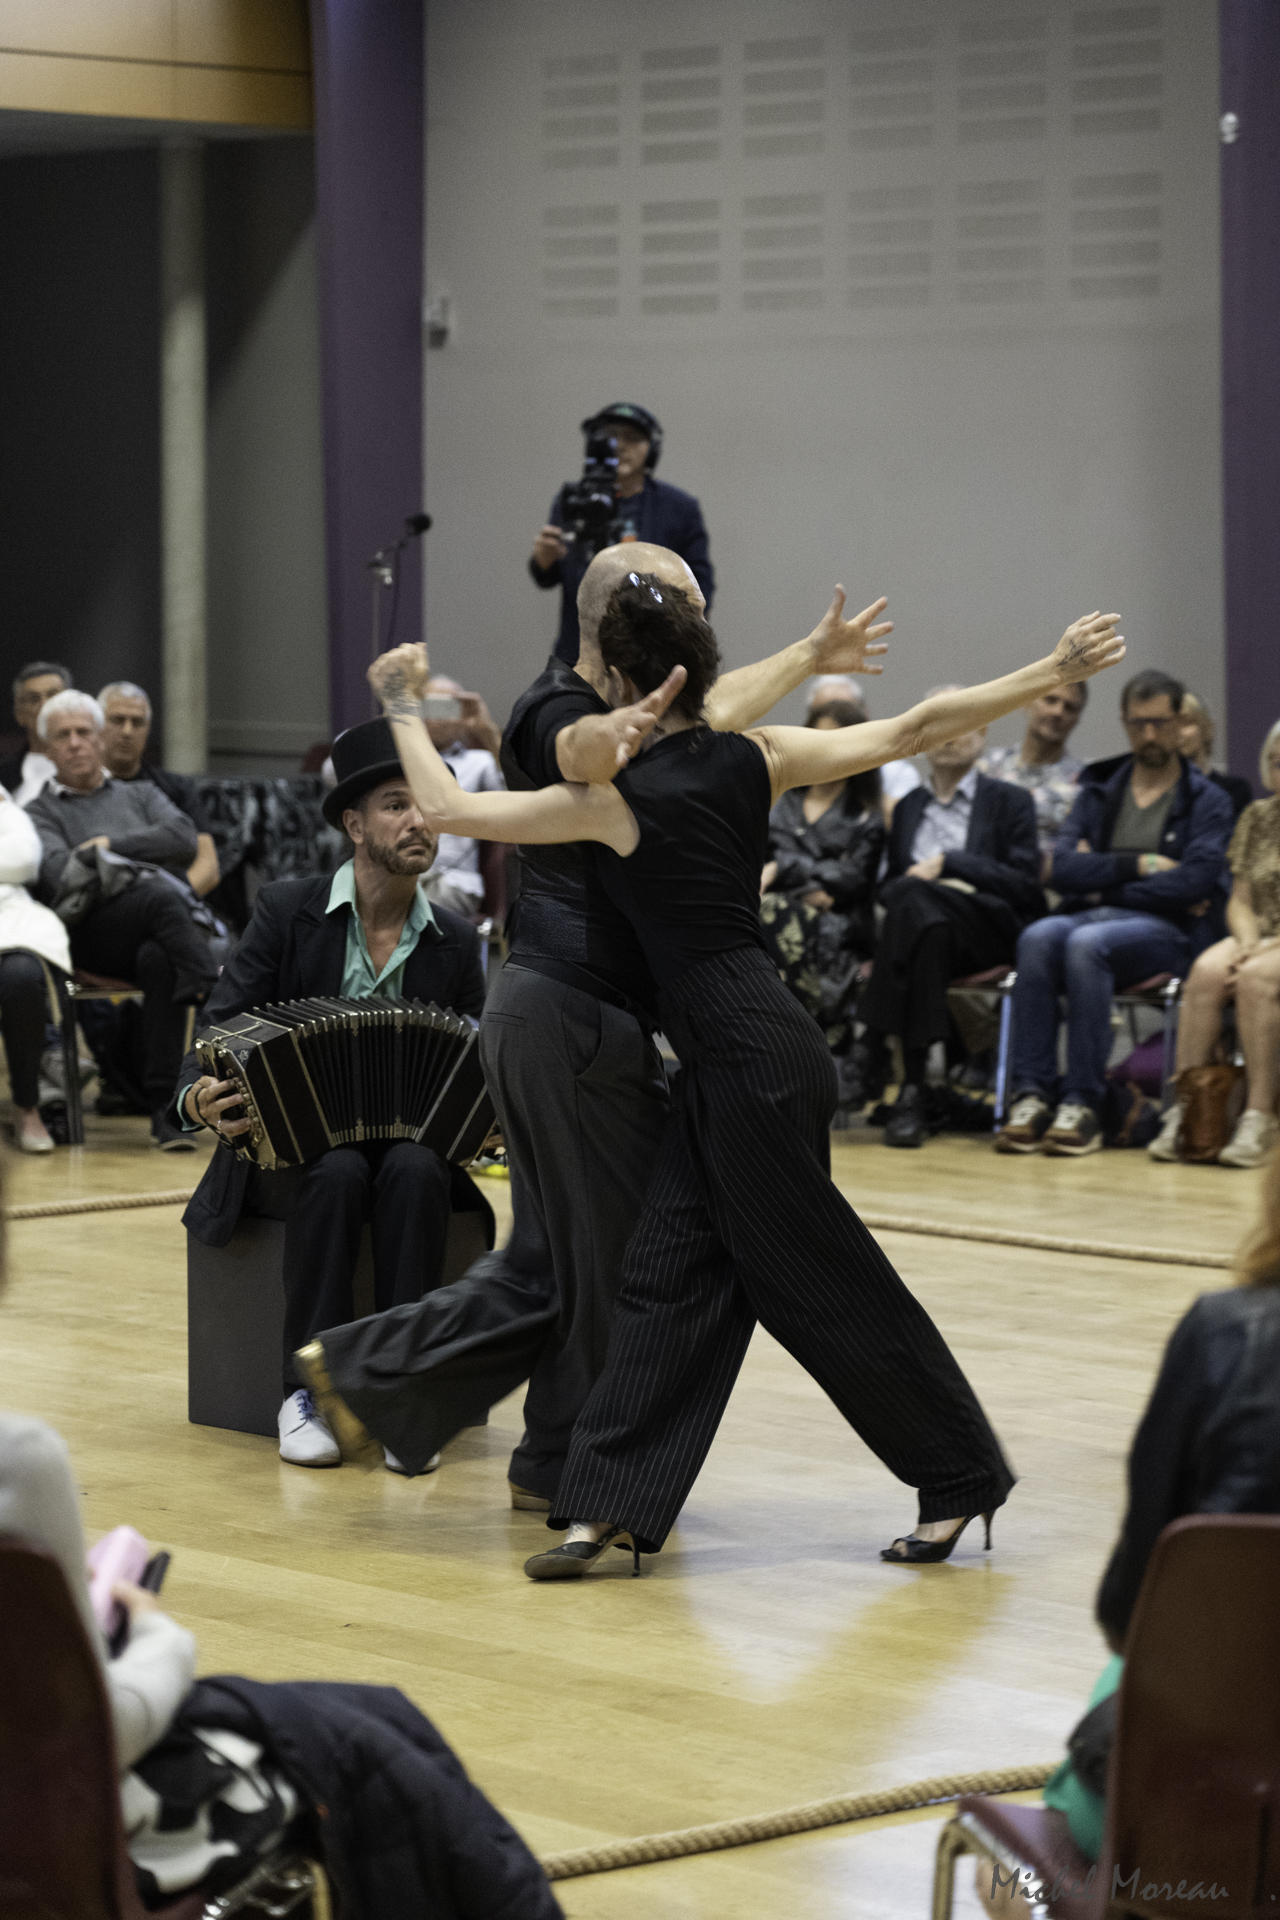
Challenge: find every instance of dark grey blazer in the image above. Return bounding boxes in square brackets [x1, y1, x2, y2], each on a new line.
[885, 772, 1044, 927]
[175, 874, 489, 1247]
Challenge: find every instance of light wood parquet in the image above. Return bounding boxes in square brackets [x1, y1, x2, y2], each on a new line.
[0, 1109, 1263, 1916]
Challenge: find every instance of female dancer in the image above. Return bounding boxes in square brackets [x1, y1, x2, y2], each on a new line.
[333, 586, 1123, 1576]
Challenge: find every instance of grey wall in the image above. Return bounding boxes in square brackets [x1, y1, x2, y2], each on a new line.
[424, 0, 1224, 768]
[0, 150, 162, 743]
[206, 138, 328, 773]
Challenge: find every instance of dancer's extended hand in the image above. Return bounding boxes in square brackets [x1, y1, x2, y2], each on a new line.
[806, 588, 893, 677]
[558, 666, 688, 783]
[369, 642, 431, 713]
[1050, 612, 1125, 684]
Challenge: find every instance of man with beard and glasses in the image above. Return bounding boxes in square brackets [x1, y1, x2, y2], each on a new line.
[995, 669, 1234, 1159]
[171, 721, 488, 1466]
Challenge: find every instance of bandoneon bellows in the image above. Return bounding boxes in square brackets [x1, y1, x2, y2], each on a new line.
[196, 998, 493, 1171]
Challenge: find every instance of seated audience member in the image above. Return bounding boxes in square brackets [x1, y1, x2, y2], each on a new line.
[1177, 691, 1254, 820]
[25, 691, 218, 1150]
[808, 674, 919, 816]
[0, 1192, 561, 1915]
[98, 681, 221, 896]
[979, 681, 1087, 861]
[174, 719, 488, 1468]
[0, 785, 71, 1153]
[857, 700, 1041, 1148]
[1149, 717, 1280, 1169]
[995, 670, 1234, 1159]
[0, 660, 72, 806]
[760, 700, 884, 1110]
[416, 675, 506, 919]
[976, 1147, 1280, 1910]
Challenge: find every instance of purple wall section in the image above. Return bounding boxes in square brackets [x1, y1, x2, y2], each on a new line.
[310, 0, 424, 738]
[1220, 0, 1280, 783]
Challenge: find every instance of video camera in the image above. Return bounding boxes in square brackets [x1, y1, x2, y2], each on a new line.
[558, 424, 625, 556]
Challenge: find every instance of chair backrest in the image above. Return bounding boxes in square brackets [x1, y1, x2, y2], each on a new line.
[0, 1537, 136, 1920]
[1104, 1514, 1280, 1916]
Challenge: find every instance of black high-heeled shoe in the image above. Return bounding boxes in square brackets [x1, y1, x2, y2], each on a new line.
[524, 1525, 641, 1581]
[880, 1511, 994, 1565]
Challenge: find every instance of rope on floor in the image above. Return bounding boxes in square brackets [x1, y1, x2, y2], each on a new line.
[3, 1191, 1230, 1269]
[4, 1188, 196, 1222]
[539, 1762, 1053, 1882]
[857, 1211, 1231, 1271]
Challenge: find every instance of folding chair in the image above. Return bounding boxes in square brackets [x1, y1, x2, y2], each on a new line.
[932, 1512, 1280, 1917]
[989, 969, 1184, 1125]
[0, 1537, 331, 1919]
[1112, 973, 1182, 1110]
[947, 966, 1016, 1122]
[55, 971, 197, 1146]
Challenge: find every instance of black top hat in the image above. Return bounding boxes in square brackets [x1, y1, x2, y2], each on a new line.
[322, 718, 406, 827]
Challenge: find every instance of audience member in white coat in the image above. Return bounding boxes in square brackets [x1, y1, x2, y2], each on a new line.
[0, 788, 71, 1152]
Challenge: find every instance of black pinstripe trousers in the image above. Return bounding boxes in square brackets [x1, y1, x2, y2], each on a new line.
[551, 947, 1015, 1552]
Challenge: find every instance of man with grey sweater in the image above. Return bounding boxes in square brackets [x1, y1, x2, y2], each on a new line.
[26, 690, 219, 1147]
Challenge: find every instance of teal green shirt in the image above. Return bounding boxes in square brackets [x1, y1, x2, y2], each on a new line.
[326, 859, 438, 999]
[1042, 1654, 1123, 1860]
[179, 862, 439, 1128]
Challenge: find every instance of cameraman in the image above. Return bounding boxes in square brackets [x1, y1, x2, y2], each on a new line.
[528, 402, 714, 663]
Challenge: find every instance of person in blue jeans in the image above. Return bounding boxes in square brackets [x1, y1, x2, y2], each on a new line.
[996, 669, 1233, 1157]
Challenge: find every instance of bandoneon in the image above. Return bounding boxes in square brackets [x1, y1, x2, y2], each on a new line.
[196, 997, 493, 1171]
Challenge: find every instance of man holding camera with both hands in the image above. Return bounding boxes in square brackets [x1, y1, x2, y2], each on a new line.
[529, 402, 714, 664]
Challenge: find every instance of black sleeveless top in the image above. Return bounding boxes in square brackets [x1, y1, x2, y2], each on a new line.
[597, 728, 772, 985]
[501, 658, 660, 1015]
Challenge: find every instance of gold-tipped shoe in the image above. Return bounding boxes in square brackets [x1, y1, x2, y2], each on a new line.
[294, 1342, 383, 1473]
[509, 1481, 552, 1513]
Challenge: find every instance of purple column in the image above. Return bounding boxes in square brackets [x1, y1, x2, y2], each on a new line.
[1220, 0, 1280, 782]
[310, 0, 424, 738]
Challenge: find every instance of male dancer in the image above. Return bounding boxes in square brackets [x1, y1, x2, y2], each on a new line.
[301, 545, 891, 1505]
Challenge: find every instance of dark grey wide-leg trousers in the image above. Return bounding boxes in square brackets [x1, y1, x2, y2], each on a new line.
[317, 963, 670, 1492]
[551, 948, 1016, 1551]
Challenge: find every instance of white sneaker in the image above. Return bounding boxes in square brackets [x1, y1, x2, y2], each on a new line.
[1218, 1108, 1280, 1169]
[384, 1448, 441, 1476]
[1147, 1100, 1185, 1162]
[278, 1390, 341, 1467]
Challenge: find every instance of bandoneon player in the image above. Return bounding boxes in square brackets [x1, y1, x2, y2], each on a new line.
[171, 720, 489, 1468]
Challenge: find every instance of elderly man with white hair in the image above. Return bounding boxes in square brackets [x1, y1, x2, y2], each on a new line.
[24, 690, 219, 1148]
[98, 681, 221, 897]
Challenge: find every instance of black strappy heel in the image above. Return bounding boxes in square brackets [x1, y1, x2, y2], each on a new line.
[880, 1511, 994, 1565]
[524, 1525, 641, 1581]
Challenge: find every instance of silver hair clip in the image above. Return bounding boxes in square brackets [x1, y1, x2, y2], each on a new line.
[627, 572, 664, 604]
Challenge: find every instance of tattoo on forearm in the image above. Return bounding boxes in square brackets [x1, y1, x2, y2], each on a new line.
[377, 664, 425, 719]
[1057, 634, 1090, 677]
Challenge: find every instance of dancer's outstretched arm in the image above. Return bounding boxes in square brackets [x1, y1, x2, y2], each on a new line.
[368, 644, 681, 853]
[555, 586, 892, 782]
[749, 612, 1124, 802]
[703, 588, 893, 731]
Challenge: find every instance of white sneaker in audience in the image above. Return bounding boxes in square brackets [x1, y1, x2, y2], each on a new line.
[277, 1390, 341, 1467]
[384, 1448, 440, 1475]
[1147, 1099, 1185, 1162]
[16, 1112, 54, 1154]
[1218, 1108, 1279, 1169]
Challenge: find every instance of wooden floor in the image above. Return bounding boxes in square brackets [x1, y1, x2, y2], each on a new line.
[1, 1107, 1259, 1917]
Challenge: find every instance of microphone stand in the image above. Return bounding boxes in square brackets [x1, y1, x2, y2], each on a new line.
[367, 513, 432, 666]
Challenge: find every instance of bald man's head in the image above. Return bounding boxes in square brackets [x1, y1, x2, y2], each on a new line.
[577, 543, 703, 662]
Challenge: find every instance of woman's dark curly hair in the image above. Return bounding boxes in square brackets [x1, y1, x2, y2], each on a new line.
[597, 573, 721, 724]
